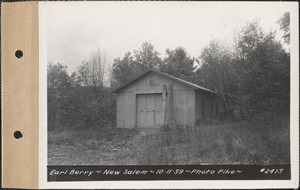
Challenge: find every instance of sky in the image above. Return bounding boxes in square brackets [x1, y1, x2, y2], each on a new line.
[44, 2, 293, 73]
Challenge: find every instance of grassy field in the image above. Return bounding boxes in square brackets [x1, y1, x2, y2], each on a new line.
[48, 117, 290, 165]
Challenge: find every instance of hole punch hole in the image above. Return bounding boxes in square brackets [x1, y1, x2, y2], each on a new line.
[14, 131, 23, 139]
[15, 50, 23, 58]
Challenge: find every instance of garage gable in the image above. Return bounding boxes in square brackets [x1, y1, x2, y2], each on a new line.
[112, 68, 217, 95]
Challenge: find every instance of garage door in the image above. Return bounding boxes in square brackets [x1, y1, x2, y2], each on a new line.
[136, 94, 163, 128]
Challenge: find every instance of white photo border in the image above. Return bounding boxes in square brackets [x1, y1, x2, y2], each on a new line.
[39, 1, 299, 189]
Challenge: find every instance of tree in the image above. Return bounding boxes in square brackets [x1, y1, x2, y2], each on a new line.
[237, 21, 289, 114]
[47, 62, 75, 128]
[160, 47, 196, 82]
[196, 20, 290, 120]
[112, 42, 163, 88]
[197, 40, 235, 119]
[112, 52, 142, 88]
[76, 48, 111, 88]
[74, 49, 115, 127]
[233, 21, 290, 119]
[48, 49, 116, 130]
[134, 42, 162, 69]
[277, 12, 290, 45]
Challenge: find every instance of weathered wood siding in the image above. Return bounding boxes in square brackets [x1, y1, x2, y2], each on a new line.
[172, 89, 195, 127]
[118, 72, 191, 93]
[116, 92, 135, 128]
[195, 90, 217, 125]
[116, 72, 195, 128]
[136, 93, 163, 128]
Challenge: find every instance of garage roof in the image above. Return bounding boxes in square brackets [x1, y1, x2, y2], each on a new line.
[112, 68, 218, 94]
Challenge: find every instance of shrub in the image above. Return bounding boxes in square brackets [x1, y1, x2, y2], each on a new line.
[134, 115, 289, 165]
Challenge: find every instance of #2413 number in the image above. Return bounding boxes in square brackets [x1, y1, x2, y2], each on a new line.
[260, 168, 284, 174]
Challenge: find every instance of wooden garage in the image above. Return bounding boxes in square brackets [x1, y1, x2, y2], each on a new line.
[112, 69, 218, 128]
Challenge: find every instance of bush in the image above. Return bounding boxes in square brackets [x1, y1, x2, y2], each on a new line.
[48, 114, 289, 165]
[134, 115, 290, 165]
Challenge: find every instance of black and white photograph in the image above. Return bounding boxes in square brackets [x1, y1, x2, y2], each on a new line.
[40, 1, 298, 186]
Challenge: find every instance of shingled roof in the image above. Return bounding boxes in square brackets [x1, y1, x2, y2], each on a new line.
[112, 68, 218, 94]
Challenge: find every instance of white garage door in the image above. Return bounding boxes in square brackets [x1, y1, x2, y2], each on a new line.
[136, 94, 163, 128]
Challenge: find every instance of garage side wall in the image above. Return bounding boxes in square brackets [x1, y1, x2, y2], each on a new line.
[195, 90, 218, 125]
[172, 89, 195, 127]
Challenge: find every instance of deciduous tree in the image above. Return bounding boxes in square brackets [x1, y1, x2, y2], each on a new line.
[160, 47, 196, 82]
[277, 12, 290, 45]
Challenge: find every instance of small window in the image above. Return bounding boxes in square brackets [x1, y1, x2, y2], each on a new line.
[210, 100, 214, 115]
[202, 100, 205, 118]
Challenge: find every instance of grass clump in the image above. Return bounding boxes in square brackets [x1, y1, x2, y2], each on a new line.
[48, 116, 289, 165]
[133, 116, 290, 165]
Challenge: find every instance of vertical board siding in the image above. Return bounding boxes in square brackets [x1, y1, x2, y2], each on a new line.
[172, 90, 195, 127]
[116, 72, 216, 128]
[195, 92, 201, 124]
[195, 90, 218, 125]
[116, 92, 135, 128]
[118, 72, 191, 93]
[136, 94, 163, 128]
[116, 72, 192, 128]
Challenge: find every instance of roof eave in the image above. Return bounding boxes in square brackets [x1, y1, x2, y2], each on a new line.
[112, 68, 219, 95]
[195, 88, 220, 96]
[111, 70, 152, 94]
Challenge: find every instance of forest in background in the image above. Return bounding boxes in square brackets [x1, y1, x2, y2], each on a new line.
[48, 14, 290, 130]
[48, 13, 291, 165]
